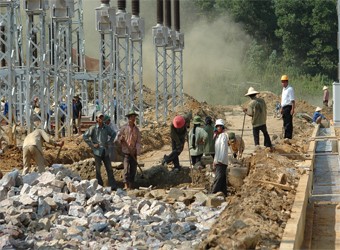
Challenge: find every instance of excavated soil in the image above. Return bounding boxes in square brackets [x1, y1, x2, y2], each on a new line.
[0, 88, 330, 248]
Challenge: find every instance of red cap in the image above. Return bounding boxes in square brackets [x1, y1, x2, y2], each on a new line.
[173, 115, 185, 128]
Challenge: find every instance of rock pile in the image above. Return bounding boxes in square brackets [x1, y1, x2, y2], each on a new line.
[0, 165, 227, 249]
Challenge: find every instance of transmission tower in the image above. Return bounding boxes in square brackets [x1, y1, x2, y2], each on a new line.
[153, 0, 168, 123]
[50, 0, 74, 137]
[24, 0, 49, 132]
[115, 0, 131, 125]
[95, 0, 116, 122]
[129, 0, 144, 126]
[173, 0, 184, 107]
[0, 0, 22, 130]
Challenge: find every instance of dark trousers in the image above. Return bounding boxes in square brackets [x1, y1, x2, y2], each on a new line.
[94, 151, 117, 189]
[164, 140, 183, 168]
[191, 154, 203, 165]
[253, 124, 272, 147]
[282, 105, 293, 139]
[123, 154, 137, 184]
[211, 164, 228, 196]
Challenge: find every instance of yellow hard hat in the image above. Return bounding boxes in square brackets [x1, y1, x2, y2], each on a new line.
[281, 75, 289, 81]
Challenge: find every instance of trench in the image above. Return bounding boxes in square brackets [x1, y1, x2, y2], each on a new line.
[302, 127, 340, 249]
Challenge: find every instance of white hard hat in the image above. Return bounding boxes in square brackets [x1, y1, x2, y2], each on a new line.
[215, 119, 225, 127]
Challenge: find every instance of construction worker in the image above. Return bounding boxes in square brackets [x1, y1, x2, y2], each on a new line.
[115, 110, 141, 190]
[312, 107, 329, 128]
[244, 87, 273, 150]
[104, 115, 118, 162]
[22, 121, 64, 175]
[323, 86, 329, 107]
[72, 94, 82, 135]
[228, 132, 245, 158]
[188, 115, 208, 168]
[83, 111, 117, 190]
[280, 75, 295, 139]
[203, 116, 215, 159]
[162, 114, 189, 171]
[211, 119, 228, 196]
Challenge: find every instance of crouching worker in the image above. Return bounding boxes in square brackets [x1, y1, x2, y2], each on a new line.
[83, 111, 117, 190]
[23, 125, 64, 175]
[312, 107, 329, 128]
[228, 132, 245, 159]
[162, 115, 188, 171]
[211, 119, 228, 196]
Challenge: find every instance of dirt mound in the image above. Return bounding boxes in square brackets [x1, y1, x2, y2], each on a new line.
[200, 147, 301, 249]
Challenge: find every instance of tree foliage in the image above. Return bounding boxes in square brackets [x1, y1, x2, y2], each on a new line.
[194, 0, 338, 80]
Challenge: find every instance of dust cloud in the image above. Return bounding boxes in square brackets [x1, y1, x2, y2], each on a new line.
[82, 0, 251, 105]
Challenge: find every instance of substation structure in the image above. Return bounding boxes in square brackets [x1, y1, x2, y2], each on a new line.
[0, 0, 184, 138]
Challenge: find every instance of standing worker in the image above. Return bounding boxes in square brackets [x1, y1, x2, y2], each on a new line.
[162, 114, 189, 171]
[83, 111, 117, 190]
[73, 94, 82, 135]
[280, 75, 295, 139]
[188, 116, 208, 168]
[115, 110, 141, 190]
[203, 116, 215, 159]
[104, 115, 118, 162]
[323, 86, 329, 107]
[244, 87, 273, 151]
[22, 124, 64, 175]
[211, 119, 228, 196]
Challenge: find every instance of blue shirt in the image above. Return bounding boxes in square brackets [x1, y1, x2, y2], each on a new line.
[312, 111, 325, 123]
[83, 123, 116, 156]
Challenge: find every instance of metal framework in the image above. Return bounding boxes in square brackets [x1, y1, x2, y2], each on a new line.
[24, 0, 49, 132]
[51, 0, 74, 137]
[153, 23, 168, 123]
[95, 3, 116, 123]
[115, 9, 130, 125]
[173, 30, 184, 107]
[0, 0, 21, 129]
[72, 0, 89, 116]
[129, 14, 144, 125]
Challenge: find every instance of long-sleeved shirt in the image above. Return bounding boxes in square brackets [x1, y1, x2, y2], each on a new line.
[323, 89, 329, 102]
[170, 124, 187, 147]
[246, 97, 267, 127]
[203, 124, 215, 155]
[214, 131, 229, 165]
[23, 129, 57, 152]
[83, 124, 116, 156]
[189, 126, 208, 156]
[116, 123, 141, 156]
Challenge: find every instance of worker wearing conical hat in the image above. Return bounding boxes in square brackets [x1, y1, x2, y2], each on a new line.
[322, 86, 329, 107]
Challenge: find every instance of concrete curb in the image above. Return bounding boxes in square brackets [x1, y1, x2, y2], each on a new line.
[279, 124, 319, 249]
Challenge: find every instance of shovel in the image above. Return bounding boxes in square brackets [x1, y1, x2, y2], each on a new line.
[237, 112, 246, 159]
[55, 141, 64, 161]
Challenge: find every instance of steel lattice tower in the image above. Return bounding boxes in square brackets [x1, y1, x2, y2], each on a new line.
[51, 0, 74, 138]
[115, 0, 130, 125]
[0, 0, 21, 131]
[24, 0, 49, 132]
[95, 1, 116, 122]
[173, 0, 184, 107]
[72, 0, 89, 116]
[153, 0, 168, 123]
[129, 0, 144, 126]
